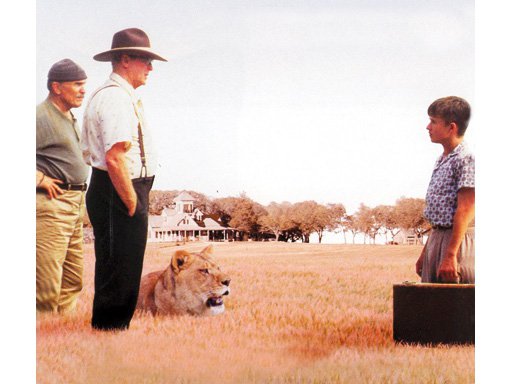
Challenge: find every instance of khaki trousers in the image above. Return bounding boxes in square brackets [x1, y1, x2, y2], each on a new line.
[36, 190, 85, 313]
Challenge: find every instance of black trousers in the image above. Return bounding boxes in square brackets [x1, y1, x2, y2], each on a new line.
[87, 168, 154, 330]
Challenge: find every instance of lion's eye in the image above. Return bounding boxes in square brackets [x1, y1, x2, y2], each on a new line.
[199, 268, 209, 274]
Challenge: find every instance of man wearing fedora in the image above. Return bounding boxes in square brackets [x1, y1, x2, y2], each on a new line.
[36, 59, 88, 313]
[82, 28, 167, 330]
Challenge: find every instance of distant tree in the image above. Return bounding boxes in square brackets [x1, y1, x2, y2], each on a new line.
[354, 203, 380, 244]
[394, 197, 429, 243]
[325, 203, 347, 244]
[149, 190, 179, 214]
[258, 202, 294, 241]
[289, 201, 315, 243]
[326, 203, 348, 243]
[187, 191, 215, 214]
[339, 216, 350, 244]
[212, 194, 266, 240]
[278, 203, 303, 242]
[311, 204, 332, 244]
[209, 197, 236, 227]
[344, 215, 359, 244]
[288, 201, 333, 243]
[284, 201, 344, 243]
[373, 204, 401, 244]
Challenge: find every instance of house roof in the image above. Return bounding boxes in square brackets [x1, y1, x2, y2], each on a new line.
[202, 217, 226, 229]
[165, 212, 190, 227]
[173, 191, 195, 202]
[148, 213, 233, 231]
[149, 193, 233, 232]
[149, 215, 165, 227]
[162, 207, 177, 216]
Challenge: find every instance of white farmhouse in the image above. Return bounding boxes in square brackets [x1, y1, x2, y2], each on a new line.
[147, 191, 237, 242]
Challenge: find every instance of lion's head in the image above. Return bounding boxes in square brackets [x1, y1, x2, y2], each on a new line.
[155, 245, 231, 316]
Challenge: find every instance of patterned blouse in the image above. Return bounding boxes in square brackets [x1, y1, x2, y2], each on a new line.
[424, 141, 475, 227]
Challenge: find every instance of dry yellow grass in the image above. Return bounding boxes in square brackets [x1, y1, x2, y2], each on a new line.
[37, 242, 474, 384]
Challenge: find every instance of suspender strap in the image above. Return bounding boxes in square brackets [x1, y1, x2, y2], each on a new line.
[91, 83, 148, 177]
[89, 84, 118, 100]
[134, 103, 147, 178]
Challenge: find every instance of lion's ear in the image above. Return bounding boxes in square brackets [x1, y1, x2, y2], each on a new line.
[162, 269, 172, 289]
[171, 250, 191, 273]
[200, 245, 213, 256]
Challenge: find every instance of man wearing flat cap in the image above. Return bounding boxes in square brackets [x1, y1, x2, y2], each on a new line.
[82, 28, 167, 330]
[36, 58, 88, 313]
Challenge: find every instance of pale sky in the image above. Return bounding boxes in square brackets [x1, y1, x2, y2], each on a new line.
[36, 0, 474, 214]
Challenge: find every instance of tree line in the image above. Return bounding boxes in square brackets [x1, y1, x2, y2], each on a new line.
[146, 190, 429, 244]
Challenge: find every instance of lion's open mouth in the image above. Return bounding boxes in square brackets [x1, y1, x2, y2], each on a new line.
[206, 297, 224, 307]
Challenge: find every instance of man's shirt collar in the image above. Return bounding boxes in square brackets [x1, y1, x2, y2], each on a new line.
[435, 141, 467, 168]
[109, 72, 137, 100]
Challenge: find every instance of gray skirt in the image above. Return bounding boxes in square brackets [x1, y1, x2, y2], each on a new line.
[421, 227, 475, 284]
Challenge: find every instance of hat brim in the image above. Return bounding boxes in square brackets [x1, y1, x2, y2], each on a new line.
[93, 47, 168, 62]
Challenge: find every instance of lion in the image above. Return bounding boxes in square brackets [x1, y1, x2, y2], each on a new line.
[136, 245, 231, 316]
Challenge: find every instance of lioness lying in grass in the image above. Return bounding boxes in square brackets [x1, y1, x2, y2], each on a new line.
[136, 245, 231, 316]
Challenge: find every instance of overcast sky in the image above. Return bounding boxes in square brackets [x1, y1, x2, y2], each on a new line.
[36, 0, 474, 213]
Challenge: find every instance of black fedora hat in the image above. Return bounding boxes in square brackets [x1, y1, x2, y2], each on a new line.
[93, 28, 167, 62]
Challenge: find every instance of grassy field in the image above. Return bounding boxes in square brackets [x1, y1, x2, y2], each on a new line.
[36, 242, 474, 384]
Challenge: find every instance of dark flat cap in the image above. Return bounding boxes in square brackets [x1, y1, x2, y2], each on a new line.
[48, 59, 87, 82]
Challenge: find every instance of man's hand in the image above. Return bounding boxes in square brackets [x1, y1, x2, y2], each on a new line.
[415, 243, 427, 277]
[106, 142, 137, 217]
[415, 253, 424, 277]
[437, 253, 459, 283]
[127, 199, 137, 216]
[37, 172, 64, 199]
[416, 253, 423, 277]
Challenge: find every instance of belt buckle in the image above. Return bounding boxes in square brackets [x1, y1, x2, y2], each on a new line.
[64, 183, 86, 191]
